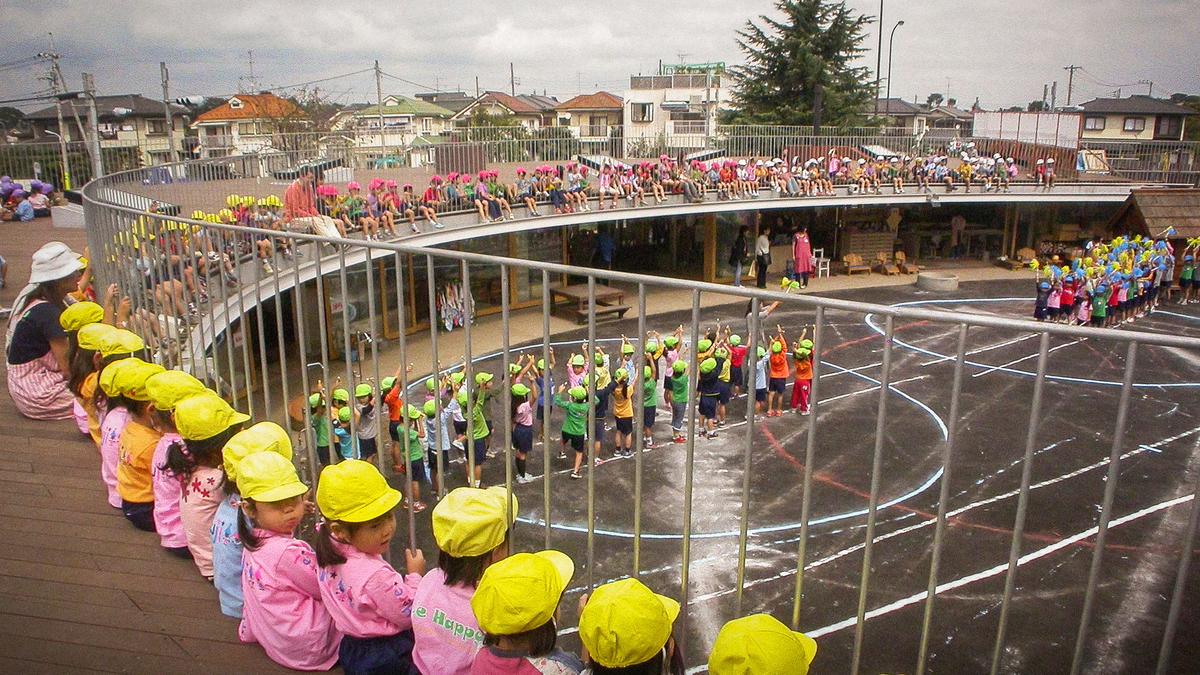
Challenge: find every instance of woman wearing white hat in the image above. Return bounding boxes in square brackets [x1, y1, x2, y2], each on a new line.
[4, 241, 87, 419]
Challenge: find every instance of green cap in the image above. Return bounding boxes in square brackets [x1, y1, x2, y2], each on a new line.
[337, 407, 351, 422]
[456, 390, 469, 407]
[509, 363, 522, 375]
[450, 372, 466, 385]
[698, 339, 713, 353]
[643, 365, 653, 380]
[355, 383, 372, 398]
[537, 358, 546, 371]
[664, 336, 679, 349]
[569, 385, 587, 401]
[729, 334, 742, 347]
[512, 383, 531, 397]
[800, 339, 814, 350]
[644, 341, 658, 354]
[407, 404, 423, 420]
[715, 347, 729, 359]
[425, 378, 436, 392]
[571, 354, 586, 367]
[475, 372, 494, 385]
[382, 376, 396, 391]
[672, 360, 687, 374]
[794, 348, 811, 360]
[789, 280, 801, 291]
[771, 342, 782, 353]
[594, 353, 605, 366]
[614, 367, 629, 381]
[332, 388, 349, 402]
[621, 344, 635, 355]
[423, 400, 437, 417]
[757, 346, 767, 359]
[700, 358, 717, 374]
[309, 393, 324, 408]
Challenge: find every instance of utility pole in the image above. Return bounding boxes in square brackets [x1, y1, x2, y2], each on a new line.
[510, 63, 516, 97]
[374, 60, 387, 157]
[1050, 81, 1057, 110]
[82, 72, 104, 179]
[1139, 79, 1154, 96]
[872, 0, 884, 115]
[475, 76, 480, 99]
[38, 51, 72, 191]
[160, 62, 179, 163]
[1063, 64, 1080, 106]
[1042, 84, 1049, 108]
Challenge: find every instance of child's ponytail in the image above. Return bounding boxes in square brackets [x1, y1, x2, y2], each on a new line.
[313, 521, 348, 567]
[237, 501, 263, 552]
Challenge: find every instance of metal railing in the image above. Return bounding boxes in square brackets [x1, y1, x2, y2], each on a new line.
[80, 148, 1200, 670]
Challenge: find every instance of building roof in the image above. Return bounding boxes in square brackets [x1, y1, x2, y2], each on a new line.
[870, 98, 925, 116]
[356, 96, 454, 118]
[555, 91, 624, 111]
[1109, 188, 1200, 239]
[1079, 95, 1197, 116]
[456, 91, 560, 118]
[414, 91, 474, 113]
[25, 94, 188, 121]
[928, 105, 973, 120]
[194, 93, 303, 123]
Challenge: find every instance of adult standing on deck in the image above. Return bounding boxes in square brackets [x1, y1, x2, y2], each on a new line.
[792, 225, 815, 289]
[281, 166, 343, 240]
[4, 242, 86, 420]
[754, 227, 772, 289]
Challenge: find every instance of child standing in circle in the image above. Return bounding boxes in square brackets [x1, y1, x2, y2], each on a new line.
[468, 373, 495, 487]
[401, 405, 428, 513]
[669, 360, 689, 444]
[697, 358, 721, 438]
[315, 459, 427, 675]
[766, 329, 790, 417]
[791, 337, 814, 415]
[412, 487, 515, 675]
[424, 398, 454, 495]
[308, 392, 332, 466]
[610, 368, 635, 457]
[354, 383, 379, 462]
[641, 363, 659, 448]
[728, 334, 748, 398]
[237, 452, 341, 671]
[557, 385, 592, 480]
[753, 346, 769, 418]
[470, 550, 583, 673]
[511, 382, 536, 483]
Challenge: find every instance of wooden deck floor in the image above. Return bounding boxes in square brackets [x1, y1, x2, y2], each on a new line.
[0, 217, 288, 672]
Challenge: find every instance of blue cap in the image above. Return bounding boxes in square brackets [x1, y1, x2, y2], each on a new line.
[1039, 281, 1050, 290]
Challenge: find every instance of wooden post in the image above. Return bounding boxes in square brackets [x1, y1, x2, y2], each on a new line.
[702, 213, 717, 282]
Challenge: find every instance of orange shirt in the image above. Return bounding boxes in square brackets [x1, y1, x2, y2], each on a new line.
[117, 420, 162, 504]
[793, 358, 813, 381]
[384, 385, 404, 422]
[768, 352, 790, 379]
[80, 372, 102, 447]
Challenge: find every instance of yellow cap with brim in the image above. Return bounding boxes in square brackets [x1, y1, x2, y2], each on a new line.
[59, 301, 104, 332]
[144, 370, 208, 411]
[432, 486, 516, 557]
[471, 550, 574, 635]
[98, 357, 143, 397]
[99, 328, 146, 358]
[579, 578, 680, 669]
[223, 421, 294, 485]
[114, 360, 166, 401]
[707, 614, 817, 675]
[237, 452, 308, 503]
[174, 391, 251, 441]
[316, 459, 402, 523]
[77, 322, 117, 352]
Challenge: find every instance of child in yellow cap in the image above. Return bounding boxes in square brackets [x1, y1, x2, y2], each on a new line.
[144, 369, 208, 558]
[578, 578, 683, 674]
[169, 391, 251, 580]
[216, 422, 296, 619]
[71, 321, 116, 447]
[59, 300, 105, 436]
[315, 459, 426, 674]
[411, 486, 516, 674]
[236, 452, 341, 671]
[113, 359, 166, 531]
[707, 614, 816, 675]
[96, 351, 143, 508]
[470, 550, 584, 673]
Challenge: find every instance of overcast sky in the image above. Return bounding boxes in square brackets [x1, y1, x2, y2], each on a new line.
[2, 0, 1197, 113]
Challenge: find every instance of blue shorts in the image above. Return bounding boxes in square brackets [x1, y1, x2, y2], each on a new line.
[699, 396, 719, 419]
[718, 383, 732, 404]
[472, 436, 489, 464]
[513, 424, 533, 453]
[769, 377, 787, 394]
[755, 388, 767, 403]
[426, 448, 451, 473]
[730, 366, 744, 386]
[642, 406, 656, 429]
[339, 630, 415, 675]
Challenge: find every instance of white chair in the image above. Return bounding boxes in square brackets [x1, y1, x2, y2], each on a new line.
[814, 247, 831, 278]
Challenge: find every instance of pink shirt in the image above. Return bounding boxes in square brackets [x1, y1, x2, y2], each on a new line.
[239, 530, 342, 671]
[514, 401, 533, 428]
[1047, 289, 1061, 309]
[99, 406, 130, 508]
[180, 465, 225, 577]
[317, 538, 422, 639]
[412, 568, 483, 675]
[566, 366, 587, 389]
[151, 432, 187, 549]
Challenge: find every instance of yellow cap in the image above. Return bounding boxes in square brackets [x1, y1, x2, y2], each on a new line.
[59, 301, 104, 332]
[174, 392, 251, 441]
[707, 614, 817, 675]
[237, 452, 308, 503]
[144, 370, 209, 411]
[99, 328, 146, 357]
[471, 550, 574, 635]
[316, 459, 401, 523]
[579, 578, 680, 668]
[113, 360, 166, 401]
[77, 322, 117, 352]
[223, 421, 294, 485]
[98, 357, 141, 397]
[432, 486, 516, 557]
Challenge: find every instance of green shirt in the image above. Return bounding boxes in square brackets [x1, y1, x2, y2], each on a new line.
[471, 392, 490, 440]
[312, 415, 330, 446]
[407, 426, 425, 461]
[670, 373, 690, 402]
[554, 394, 591, 436]
[643, 378, 658, 408]
[1092, 290, 1108, 318]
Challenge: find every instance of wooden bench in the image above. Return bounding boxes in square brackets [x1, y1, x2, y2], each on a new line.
[569, 303, 631, 324]
[999, 246, 1037, 270]
[873, 251, 900, 275]
[843, 253, 871, 275]
[895, 251, 919, 274]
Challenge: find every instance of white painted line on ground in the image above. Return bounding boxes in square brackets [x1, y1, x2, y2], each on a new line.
[970, 338, 1085, 378]
[921, 333, 1040, 367]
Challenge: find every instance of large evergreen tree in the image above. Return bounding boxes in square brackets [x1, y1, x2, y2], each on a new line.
[726, 0, 875, 129]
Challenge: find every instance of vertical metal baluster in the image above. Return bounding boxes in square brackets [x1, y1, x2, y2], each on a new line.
[916, 323, 968, 674]
[850, 313, 895, 674]
[425, 255, 446, 498]
[735, 296, 761, 615]
[541, 270, 552, 549]
[175, 222, 200, 373]
[293, 248, 318, 484]
[314, 250, 333, 461]
[501, 264, 514, 527]
[364, 246, 385, 475]
[270, 237, 290, 456]
[253, 237, 271, 418]
[460, 261, 475, 487]
[234, 230, 254, 418]
[394, 252, 416, 551]
[338, 247, 356, 442]
[792, 304, 824, 628]
[215, 230, 237, 403]
[989, 331, 1051, 675]
[1155, 447, 1200, 675]
[679, 289, 701, 662]
[632, 282, 646, 578]
[586, 275, 597, 591]
[1070, 342, 1138, 675]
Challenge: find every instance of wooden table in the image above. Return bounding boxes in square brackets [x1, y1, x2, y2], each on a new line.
[551, 283, 631, 324]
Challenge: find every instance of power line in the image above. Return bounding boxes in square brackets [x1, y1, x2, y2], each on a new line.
[379, 70, 439, 93]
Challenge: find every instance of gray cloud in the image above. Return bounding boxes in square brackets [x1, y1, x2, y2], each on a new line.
[1, 0, 1196, 113]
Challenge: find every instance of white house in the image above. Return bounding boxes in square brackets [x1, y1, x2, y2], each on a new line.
[622, 63, 730, 156]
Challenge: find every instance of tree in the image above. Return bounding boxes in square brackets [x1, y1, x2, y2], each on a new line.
[926, 93, 944, 108]
[1169, 93, 1200, 141]
[0, 107, 26, 140]
[725, 0, 875, 130]
[1027, 100, 1047, 112]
